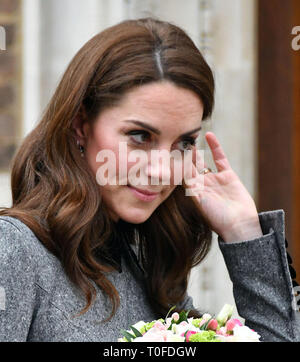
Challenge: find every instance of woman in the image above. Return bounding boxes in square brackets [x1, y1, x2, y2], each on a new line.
[0, 17, 299, 342]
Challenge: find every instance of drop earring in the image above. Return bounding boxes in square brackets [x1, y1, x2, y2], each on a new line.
[76, 140, 85, 157]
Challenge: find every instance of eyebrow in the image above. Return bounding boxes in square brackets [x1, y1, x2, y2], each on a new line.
[123, 120, 202, 137]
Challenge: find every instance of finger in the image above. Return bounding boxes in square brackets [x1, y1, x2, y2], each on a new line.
[183, 172, 205, 197]
[192, 147, 207, 174]
[183, 148, 206, 180]
[182, 148, 206, 194]
[205, 132, 232, 172]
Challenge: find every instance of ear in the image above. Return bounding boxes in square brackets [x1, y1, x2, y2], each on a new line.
[72, 113, 90, 145]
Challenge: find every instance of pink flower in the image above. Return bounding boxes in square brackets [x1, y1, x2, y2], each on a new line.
[171, 312, 180, 322]
[225, 318, 242, 332]
[199, 319, 207, 327]
[216, 327, 229, 336]
[179, 321, 188, 327]
[153, 321, 166, 331]
[181, 330, 197, 342]
[207, 319, 218, 331]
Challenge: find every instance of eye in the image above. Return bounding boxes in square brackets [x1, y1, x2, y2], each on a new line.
[126, 130, 151, 145]
[126, 130, 197, 151]
[177, 137, 197, 151]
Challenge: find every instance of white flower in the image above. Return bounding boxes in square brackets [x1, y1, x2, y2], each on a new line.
[133, 334, 165, 342]
[172, 321, 199, 336]
[231, 326, 261, 342]
[133, 328, 176, 342]
[216, 304, 234, 326]
[166, 334, 185, 342]
[165, 317, 173, 329]
[202, 313, 212, 321]
[215, 326, 261, 342]
[129, 320, 147, 334]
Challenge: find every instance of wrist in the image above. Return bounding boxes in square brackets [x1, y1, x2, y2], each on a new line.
[220, 215, 263, 243]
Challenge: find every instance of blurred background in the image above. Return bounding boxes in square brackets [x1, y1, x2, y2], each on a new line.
[0, 0, 299, 317]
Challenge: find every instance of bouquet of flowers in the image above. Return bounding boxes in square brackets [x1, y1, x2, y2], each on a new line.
[118, 304, 261, 342]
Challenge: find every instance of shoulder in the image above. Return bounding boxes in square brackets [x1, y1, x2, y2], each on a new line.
[0, 215, 62, 287]
[0, 215, 51, 258]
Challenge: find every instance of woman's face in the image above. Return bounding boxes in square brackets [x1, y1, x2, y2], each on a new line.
[78, 80, 204, 223]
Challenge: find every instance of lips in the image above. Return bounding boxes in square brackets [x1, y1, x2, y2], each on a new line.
[127, 185, 160, 196]
[127, 184, 161, 202]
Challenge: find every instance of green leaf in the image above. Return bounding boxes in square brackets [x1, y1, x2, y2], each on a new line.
[130, 325, 143, 338]
[184, 330, 190, 340]
[165, 305, 177, 322]
[120, 329, 136, 342]
[177, 310, 188, 324]
[200, 317, 213, 331]
[192, 318, 202, 328]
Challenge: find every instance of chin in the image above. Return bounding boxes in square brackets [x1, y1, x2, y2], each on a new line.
[116, 207, 155, 224]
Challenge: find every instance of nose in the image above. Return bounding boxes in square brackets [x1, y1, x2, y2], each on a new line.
[144, 149, 172, 185]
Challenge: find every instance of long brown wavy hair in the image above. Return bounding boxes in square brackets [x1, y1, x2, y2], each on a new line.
[0, 17, 215, 321]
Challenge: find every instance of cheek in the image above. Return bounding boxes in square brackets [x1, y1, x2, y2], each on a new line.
[163, 185, 176, 201]
[85, 135, 121, 183]
[87, 142, 142, 187]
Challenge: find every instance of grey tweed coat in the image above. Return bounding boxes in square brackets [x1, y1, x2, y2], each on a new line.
[0, 210, 299, 342]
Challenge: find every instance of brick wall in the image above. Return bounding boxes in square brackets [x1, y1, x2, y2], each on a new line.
[0, 0, 21, 172]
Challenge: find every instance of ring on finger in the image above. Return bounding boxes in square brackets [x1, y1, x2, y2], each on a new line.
[198, 167, 213, 175]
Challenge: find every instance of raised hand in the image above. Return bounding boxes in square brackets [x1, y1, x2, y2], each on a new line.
[183, 132, 263, 243]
